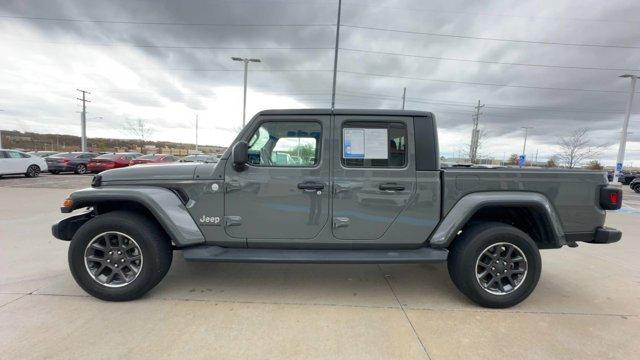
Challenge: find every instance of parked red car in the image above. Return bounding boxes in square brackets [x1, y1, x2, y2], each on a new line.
[87, 152, 142, 173]
[129, 154, 179, 165]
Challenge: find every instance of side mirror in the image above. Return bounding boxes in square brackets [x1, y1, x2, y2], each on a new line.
[232, 141, 248, 171]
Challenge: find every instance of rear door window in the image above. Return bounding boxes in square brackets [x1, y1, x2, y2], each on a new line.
[341, 122, 407, 168]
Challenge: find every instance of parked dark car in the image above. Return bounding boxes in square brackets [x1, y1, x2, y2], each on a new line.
[618, 172, 638, 185]
[28, 151, 61, 158]
[46, 152, 98, 174]
[87, 152, 142, 173]
[129, 154, 178, 165]
[630, 178, 640, 193]
[179, 154, 219, 164]
[607, 171, 614, 182]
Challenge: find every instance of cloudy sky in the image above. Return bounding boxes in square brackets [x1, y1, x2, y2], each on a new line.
[0, 0, 639, 165]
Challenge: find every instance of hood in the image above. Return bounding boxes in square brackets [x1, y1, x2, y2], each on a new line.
[99, 163, 199, 182]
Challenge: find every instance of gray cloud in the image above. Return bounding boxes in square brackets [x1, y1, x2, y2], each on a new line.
[0, 0, 639, 161]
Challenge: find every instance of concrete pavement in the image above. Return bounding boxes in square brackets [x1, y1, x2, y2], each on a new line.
[0, 177, 639, 359]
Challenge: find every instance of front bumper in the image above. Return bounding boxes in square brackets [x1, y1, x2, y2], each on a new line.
[52, 212, 93, 240]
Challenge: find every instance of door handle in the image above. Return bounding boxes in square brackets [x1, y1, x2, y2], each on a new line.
[379, 183, 405, 191]
[297, 182, 325, 192]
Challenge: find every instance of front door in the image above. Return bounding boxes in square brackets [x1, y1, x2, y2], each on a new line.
[332, 115, 417, 240]
[224, 115, 330, 244]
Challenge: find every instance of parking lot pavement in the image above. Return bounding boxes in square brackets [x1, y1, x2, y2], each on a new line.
[0, 172, 92, 189]
[1, 180, 639, 359]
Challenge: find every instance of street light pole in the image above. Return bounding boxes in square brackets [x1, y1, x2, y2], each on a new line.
[614, 74, 638, 183]
[522, 127, 532, 155]
[401, 87, 406, 110]
[231, 57, 261, 127]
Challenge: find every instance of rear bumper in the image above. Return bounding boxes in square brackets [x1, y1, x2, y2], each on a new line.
[592, 226, 622, 244]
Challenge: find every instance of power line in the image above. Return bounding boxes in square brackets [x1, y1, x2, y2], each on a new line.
[340, 48, 640, 72]
[0, 14, 336, 27]
[338, 90, 632, 114]
[9, 40, 335, 51]
[342, 1, 640, 25]
[341, 24, 640, 50]
[338, 70, 632, 94]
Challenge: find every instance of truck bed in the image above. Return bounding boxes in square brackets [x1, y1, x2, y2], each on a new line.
[441, 168, 608, 234]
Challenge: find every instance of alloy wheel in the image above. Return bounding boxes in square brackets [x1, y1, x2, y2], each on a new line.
[28, 165, 40, 177]
[475, 242, 528, 295]
[84, 231, 144, 288]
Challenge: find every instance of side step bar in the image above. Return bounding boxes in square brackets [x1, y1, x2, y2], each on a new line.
[182, 246, 448, 264]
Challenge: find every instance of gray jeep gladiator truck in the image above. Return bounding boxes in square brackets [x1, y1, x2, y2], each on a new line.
[52, 109, 622, 308]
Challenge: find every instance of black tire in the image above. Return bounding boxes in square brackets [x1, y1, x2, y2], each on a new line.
[447, 222, 541, 308]
[68, 210, 173, 301]
[50, 170, 60, 174]
[634, 186, 640, 194]
[25, 165, 41, 178]
[74, 164, 87, 174]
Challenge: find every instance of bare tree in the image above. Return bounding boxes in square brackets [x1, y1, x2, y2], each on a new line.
[555, 128, 604, 168]
[464, 129, 489, 164]
[123, 119, 155, 149]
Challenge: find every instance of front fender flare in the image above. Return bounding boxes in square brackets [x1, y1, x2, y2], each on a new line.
[429, 192, 565, 248]
[65, 187, 205, 247]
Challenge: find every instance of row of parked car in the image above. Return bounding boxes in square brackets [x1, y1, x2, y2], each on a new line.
[0, 149, 220, 178]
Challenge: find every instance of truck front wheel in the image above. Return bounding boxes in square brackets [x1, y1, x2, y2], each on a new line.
[68, 210, 172, 301]
[447, 222, 541, 308]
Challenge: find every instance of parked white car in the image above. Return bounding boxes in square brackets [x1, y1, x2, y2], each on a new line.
[0, 149, 48, 177]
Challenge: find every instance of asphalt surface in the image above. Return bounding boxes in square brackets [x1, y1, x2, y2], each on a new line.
[1, 174, 639, 359]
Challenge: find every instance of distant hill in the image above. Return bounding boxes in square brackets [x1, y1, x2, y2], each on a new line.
[1, 130, 227, 155]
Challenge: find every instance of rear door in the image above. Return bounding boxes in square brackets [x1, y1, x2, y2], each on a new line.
[6, 150, 27, 173]
[224, 115, 330, 244]
[332, 115, 417, 240]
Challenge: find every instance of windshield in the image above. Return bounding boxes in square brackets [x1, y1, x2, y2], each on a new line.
[138, 155, 161, 160]
[49, 153, 74, 158]
[95, 154, 119, 159]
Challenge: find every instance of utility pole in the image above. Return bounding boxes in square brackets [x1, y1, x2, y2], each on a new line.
[231, 57, 261, 127]
[401, 87, 406, 110]
[469, 100, 484, 164]
[330, 0, 342, 109]
[195, 114, 199, 152]
[0, 109, 4, 149]
[76, 89, 91, 152]
[614, 74, 638, 183]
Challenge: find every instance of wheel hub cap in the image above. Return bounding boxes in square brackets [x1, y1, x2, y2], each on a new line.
[84, 231, 143, 288]
[475, 242, 528, 296]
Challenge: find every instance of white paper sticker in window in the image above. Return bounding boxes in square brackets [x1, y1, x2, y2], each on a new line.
[363, 128, 388, 159]
[343, 128, 388, 159]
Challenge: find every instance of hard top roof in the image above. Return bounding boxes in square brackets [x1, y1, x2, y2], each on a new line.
[256, 108, 433, 117]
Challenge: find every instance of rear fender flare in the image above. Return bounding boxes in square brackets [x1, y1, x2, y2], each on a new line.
[429, 192, 565, 248]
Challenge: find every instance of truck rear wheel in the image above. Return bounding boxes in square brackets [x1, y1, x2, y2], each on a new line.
[447, 222, 541, 308]
[68, 210, 172, 301]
